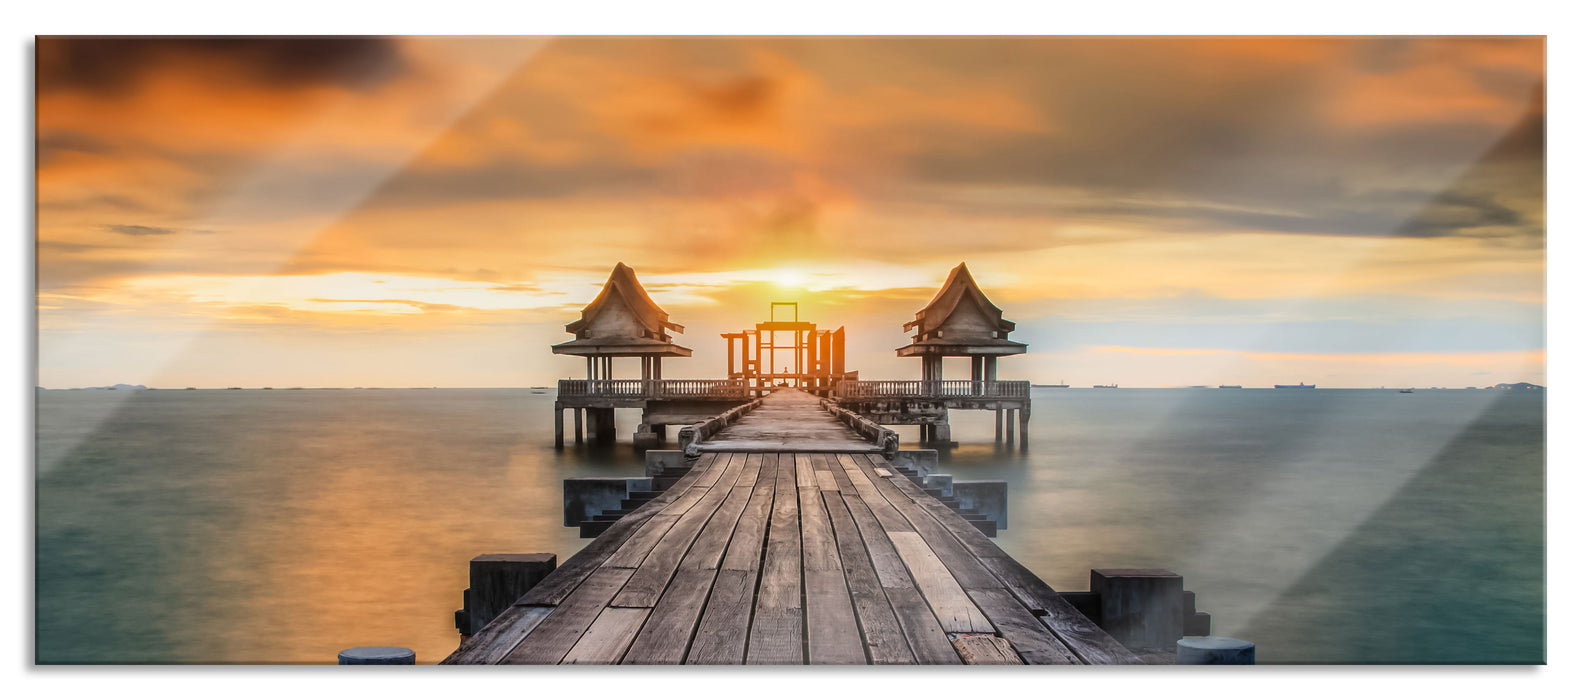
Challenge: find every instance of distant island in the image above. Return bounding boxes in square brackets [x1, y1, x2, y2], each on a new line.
[81, 383, 148, 391]
[1492, 382, 1544, 390]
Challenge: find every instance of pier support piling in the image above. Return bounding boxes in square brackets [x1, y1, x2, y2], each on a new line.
[573, 408, 584, 444]
[554, 403, 564, 449]
[461, 553, 557, 637]
[1176, 637, 1254, 665]
[1091, 569, 1184, 652]
[953, 480, 1008, 529]
[338, 646, 415, 665]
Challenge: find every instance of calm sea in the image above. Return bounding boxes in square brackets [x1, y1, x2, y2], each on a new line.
[35, 387, 1544, 664]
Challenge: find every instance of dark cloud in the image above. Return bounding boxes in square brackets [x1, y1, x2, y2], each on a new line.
[105, 224, 175, 236]
[36, 37, 407, 95]
[37, 131, 114, 165]
[361, 159, 661, 209]
[305, 298, 470, 313]
[38, 193, 149, 214]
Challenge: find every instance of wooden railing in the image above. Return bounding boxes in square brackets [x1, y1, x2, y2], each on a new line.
[833, 379, 1031, 400]
[557, 379, 750, 399]
[820, 399, 900, 458]
[678, 398, 764, 457]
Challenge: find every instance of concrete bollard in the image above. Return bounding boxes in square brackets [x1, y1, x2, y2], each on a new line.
[1177, 636, 1254, 665]
[890, 449, 939, 475]
[1091, 569, 1183, 651]
[952, 480, 1008, 529]
[645, 450, 686, 477]
[923, 473, 954, 497]
[338, 646, 415, 665]
[464, 553, 557, 635]
[563, 477, 651, 526]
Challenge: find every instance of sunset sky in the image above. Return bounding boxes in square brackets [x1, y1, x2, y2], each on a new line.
[35, 36, 1545, 388]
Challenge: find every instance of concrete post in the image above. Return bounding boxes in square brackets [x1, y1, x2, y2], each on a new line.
[645, 450, 686, 477]
[994, 409, 1003, 443]
[564, 477, 652, 526]
[923, 473, 954, 497]
[1177, 637, 1254, 665]
[953, 480, 1008, 528]
[891, 449, 939, 475]
[1090, 569, 1184, 652]
[633, 425, 660, 450]
[465, 553, 557, 636]
[573, 408, 584, 444]
[1005, 408, 1016, 445]
[338, 647, 415, 665]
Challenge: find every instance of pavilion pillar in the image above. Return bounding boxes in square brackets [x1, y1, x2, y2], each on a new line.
[1019, 406, 1031, 449]
[984, 356, 998, 382]
[555, 403, 564, 449]
[972, 356, 984, 396]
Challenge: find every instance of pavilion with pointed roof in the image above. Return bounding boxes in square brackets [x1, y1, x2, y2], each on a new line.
[552, 262, 691, 383]
[897, 263, 1026, 382]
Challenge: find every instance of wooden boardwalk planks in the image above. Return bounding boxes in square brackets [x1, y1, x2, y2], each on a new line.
[800, 467, 865, 664]
[501, 567, 634, 664]
[888, 531, 995, 635]
[562, 607, 650, 664]
[746, 455, 804, 664]
[448, 402, 1141, 666]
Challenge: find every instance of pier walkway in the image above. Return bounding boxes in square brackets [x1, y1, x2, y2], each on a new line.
[444, 391, 1139, 665]
[698, 387, 878, 453]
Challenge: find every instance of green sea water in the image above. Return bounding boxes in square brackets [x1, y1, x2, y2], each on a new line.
[35, 387, 1543, 664]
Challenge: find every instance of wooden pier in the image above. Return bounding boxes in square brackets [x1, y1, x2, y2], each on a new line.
[444, 389, 1141, 665]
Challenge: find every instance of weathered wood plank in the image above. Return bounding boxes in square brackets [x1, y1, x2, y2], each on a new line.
[621, 568, 718, 664]
[888, 531, 994, 634]
[658, 453, 727, 515]
[800, 488, 841, 572]
[611, 454, 745, 606]
[801, 471, 865, 665]
[685, 568, 756, 664]
[823, 452, 860, 496]
[837, 492, 915, 590]
[869, 454, 1002, 558]
[441, 605, 552, 664]
[747, 455, 804, 664]
[977, 555, 1143, 665]
[679, 454, 764, 571]
[601, 514, 681, 569]
[884, 582, 964, 665]
[967, 587, 1081, 664]
[858, 455, 1000, 589]
[561, 607, 650, 664]
[501, 567, 635, 664]
[806, 569, 866, 664]
[822, 490, 915, 665]
[952, 634, 1024, 665]
[863, 455, 1140, 665]
[719, 454, 776, 572]
[795, 452, 817, 490]
[834, 453, 913, 533]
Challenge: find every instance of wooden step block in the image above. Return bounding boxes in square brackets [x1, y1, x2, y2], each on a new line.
[579, 520, 615, 538]
[968, 519, 997, 538]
